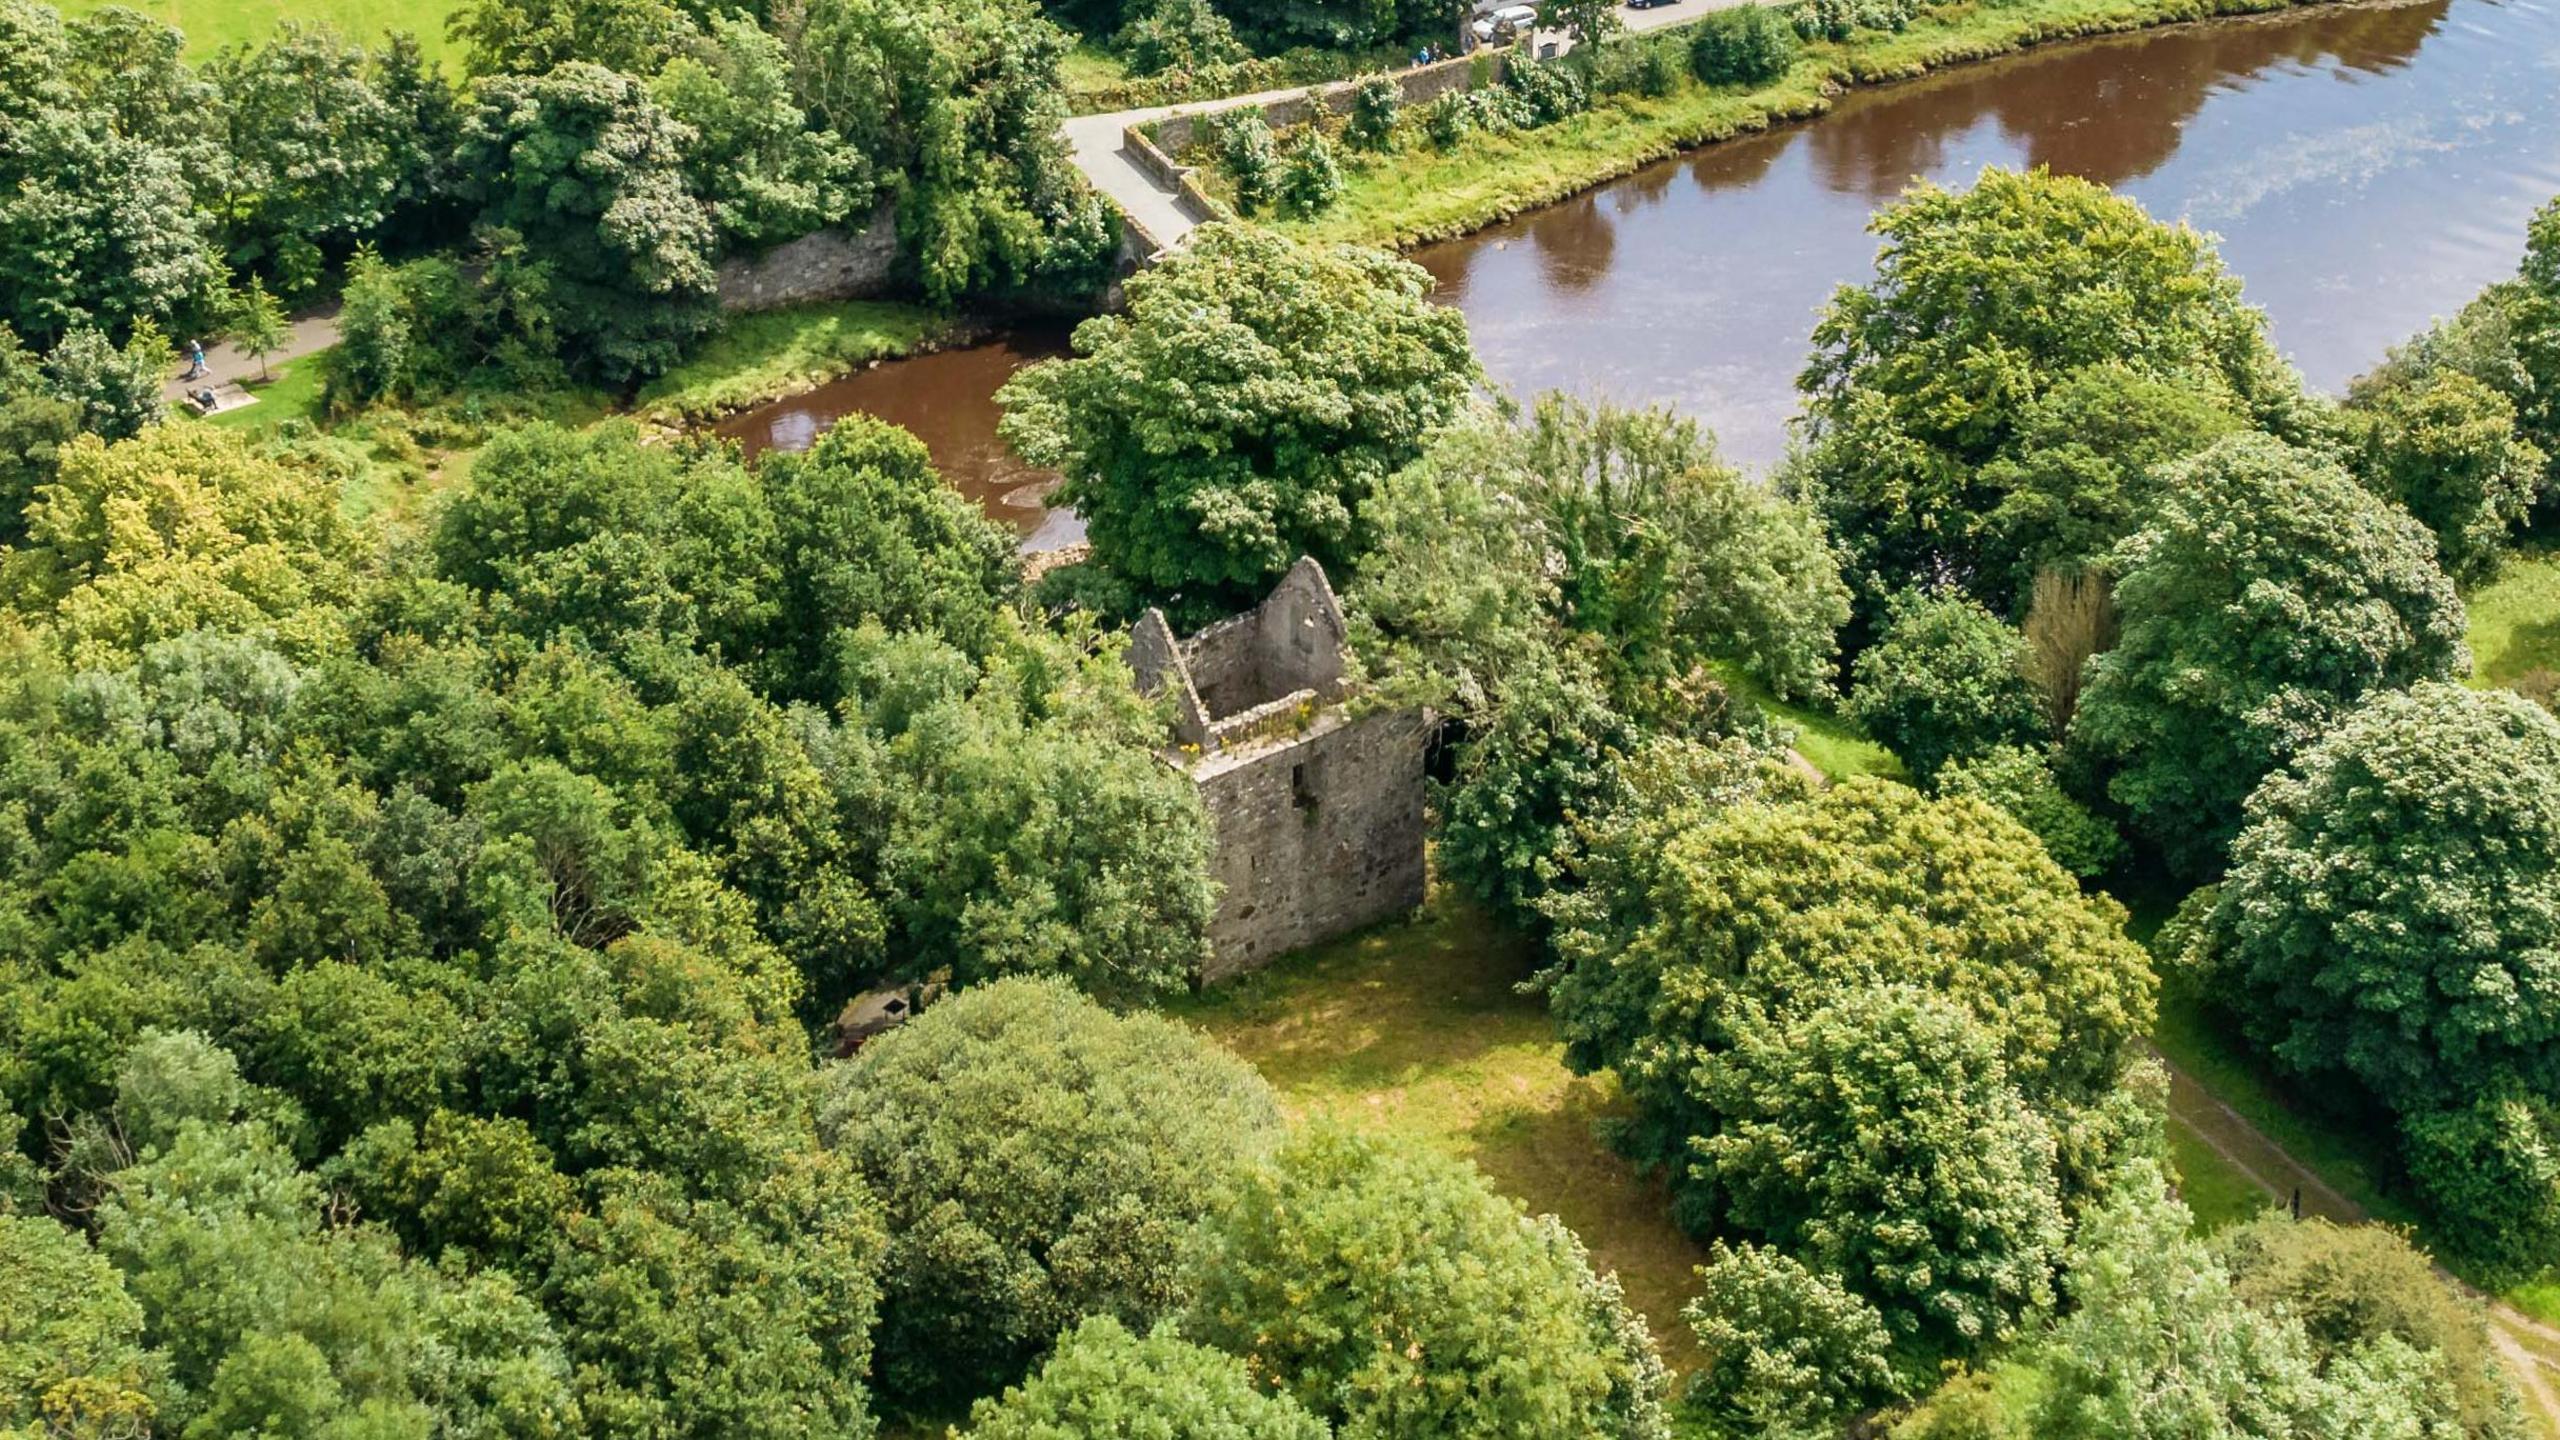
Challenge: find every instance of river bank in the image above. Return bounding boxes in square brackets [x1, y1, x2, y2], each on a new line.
[1268, 0, 2365, 249]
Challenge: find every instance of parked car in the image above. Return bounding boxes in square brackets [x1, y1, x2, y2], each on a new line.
[1628, 0, 1682, 9]
[1470, 3, 1541, 40]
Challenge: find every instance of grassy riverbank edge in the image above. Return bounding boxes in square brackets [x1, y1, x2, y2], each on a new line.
[1272, 0, 2350, 251]
[631, 299, 957, 428]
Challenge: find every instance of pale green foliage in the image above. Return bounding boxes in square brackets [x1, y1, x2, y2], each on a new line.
[1845, 588, 2043, 781]
[1000, 225, 1477, 606]
[37, 323, 165, 440]
[112, 1028, 248, 1157]
[0, 1212, 158, 1434]
[1798, 167, 2300, 613]
[1936, 744, 2122, 878]
[1184, 1126, 1671, 1440]
[98, 1119, 582, 1439]
[961, 1318, 1328, 1440]
[819, 977, 1284, 1408]
[229, 275, 289, 379]
[1279, 128, 1344, 218]
[1355, 396, 1842, 927]
[1683, 1240, 1899, 1439]
[2071, 432, 2466, 875]
[1344, 75, 1401, 152]
[2034, 1161, 2476, 1440]
[2348, 369, 2545, 582]
[2216, 1216, 2526, 1440]
[0, 424, 366, 668]
[1218, 112, 1282, 216]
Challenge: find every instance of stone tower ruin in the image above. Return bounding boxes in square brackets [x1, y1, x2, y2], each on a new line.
[1128, 557, 1427, 982]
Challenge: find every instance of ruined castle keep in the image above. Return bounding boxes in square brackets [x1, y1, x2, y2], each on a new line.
[1128, 558, 1427, 982]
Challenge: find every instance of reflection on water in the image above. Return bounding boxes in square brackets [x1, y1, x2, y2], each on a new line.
[712, 329, 1084, 550]
[1421, 0, 2560, 464]
[717, 0, 2560, 510]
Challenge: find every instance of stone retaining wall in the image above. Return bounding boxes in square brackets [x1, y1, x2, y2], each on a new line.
[714, 203, 898, 313]
[1145, 49, 1511, 157]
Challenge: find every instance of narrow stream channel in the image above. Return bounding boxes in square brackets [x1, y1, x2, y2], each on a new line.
[716, 0, 2560, 536]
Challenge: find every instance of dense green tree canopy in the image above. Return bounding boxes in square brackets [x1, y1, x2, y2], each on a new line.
[457, 63, 720, 385]
[1001, 224, 1479, 608]
[1682, 1241, 1899, 1440]
[1184, 1126, 1671, 1440]
[2347, 368, 2545, 583]
[1796, 167, 2302, 614]
[960, 1317, 1329, 1440]
[2071, 432, 2467, 876]
[1843, 588, 2044, 782]
[819, 978, 1283, 1409]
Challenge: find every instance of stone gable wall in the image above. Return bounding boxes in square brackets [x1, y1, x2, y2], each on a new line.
[1195, 709, 1429, 982]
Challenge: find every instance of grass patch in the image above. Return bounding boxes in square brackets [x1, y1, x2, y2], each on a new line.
[1168, 889, 1714, 1375]
[1711, 662, 1909, 783]
[203, 351, 331, 432]
[2150, 980, 2415, 1229]
[57, 0, 461, 67]
[1266, 0, 2343, 249]
[631, 299, 947, 426]
[2166, 1119, 2274, 1233]
[2465, 538, 2560, 688]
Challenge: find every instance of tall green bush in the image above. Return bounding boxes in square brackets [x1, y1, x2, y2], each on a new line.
[1690, 4, 1799, 87]
[1344, 74, 1400, 151]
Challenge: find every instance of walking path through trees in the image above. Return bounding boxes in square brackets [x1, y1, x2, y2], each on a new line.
[161, 305, 341, 407]
[1062, 0, 1748, 254]
[2158, 1048, 2560, 1437]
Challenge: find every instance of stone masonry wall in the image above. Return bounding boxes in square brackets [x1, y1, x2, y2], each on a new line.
[1145, 49, 1512, 157]
[1194, 707, 1428, 982]
[714, 203, 899, 313]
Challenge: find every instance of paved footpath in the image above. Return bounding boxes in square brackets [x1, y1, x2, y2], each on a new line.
[163, 304, 340, 407]
[2158, 1048, 2560, 1438]
[1063, 0, 1758, 256]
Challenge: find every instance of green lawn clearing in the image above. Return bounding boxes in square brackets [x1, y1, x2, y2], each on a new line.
[632, 299, 948, 426]
[204, 350, 329, 433]
[1711, 662, 1909, 783]
[2466, 539, 2560, 689]
[1169, 890, 1716, 1375]
[57, 0, 462, 66]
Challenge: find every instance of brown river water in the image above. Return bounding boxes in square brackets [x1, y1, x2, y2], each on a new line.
[715, 0, 2560, 539]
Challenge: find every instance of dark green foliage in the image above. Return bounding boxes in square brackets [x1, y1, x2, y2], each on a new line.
[1000, 224, 1477, 607]
[1689, 4, 1799, 87]
[797, 0, 1115, 308]
[653, 15, 866, 249]
[962, 1317, 1328, 1439]
[1185, 1125, 1672, 1440]
[1844, 588, 2043, 782]
[2197, 682, 2560, 1279]
[2072, 434, 2468, 876]
[205, 23, 406, 287]
[1797, 168, 2301, 617]
[457, 64, 719, 385]
[1117, 0, 1248, 75]
[820, 977, 1283, 1409]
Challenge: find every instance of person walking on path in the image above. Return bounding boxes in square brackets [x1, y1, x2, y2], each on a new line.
[181, 338, 207, 380]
